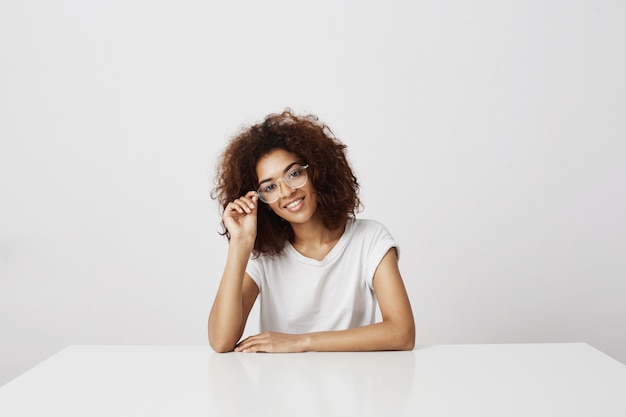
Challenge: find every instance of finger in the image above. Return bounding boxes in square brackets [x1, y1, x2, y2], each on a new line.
[234, 335, 257, 351]
[239, 193, 258, 211]
[225, 201, 248, 215]
[227, 198, 254, 214]
[238, 342, 267, 353]
[244, 190, 259, 200]
[236, 344, 260, 353]
[235, 341, 257, 352]
[235, 334, 265, 352]
[231, 194, 258, 214]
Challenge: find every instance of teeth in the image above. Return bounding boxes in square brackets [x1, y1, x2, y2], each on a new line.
[286, 198, 302, 208]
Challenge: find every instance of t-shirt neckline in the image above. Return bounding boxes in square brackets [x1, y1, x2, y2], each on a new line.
[284, 219, 356, 266]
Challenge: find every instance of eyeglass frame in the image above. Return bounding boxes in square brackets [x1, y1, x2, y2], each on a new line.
[256, 164, 310, 204]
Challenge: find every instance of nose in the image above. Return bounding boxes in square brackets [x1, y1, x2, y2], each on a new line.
[276, 178, 296, 198]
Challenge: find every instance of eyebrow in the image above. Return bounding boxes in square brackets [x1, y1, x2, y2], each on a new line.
[258, 162, 300, 185]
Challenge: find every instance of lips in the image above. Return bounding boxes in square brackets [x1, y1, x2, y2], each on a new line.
[284, 197, 304, 210]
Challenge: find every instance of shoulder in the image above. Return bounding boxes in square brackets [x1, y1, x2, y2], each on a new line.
[346, 218, 397, 248]
[246, 249, 291, 289]
[249, 250, 286, 267]
[349, 218, 393, 237]
[348, 218, 399, 259]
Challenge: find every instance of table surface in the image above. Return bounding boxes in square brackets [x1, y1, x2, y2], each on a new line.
[0, 343, 625, 417]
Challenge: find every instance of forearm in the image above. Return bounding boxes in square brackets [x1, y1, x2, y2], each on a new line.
[208, 240, 254, 352]
[304, 319, 415, 352]
[236, 318, 415, 353]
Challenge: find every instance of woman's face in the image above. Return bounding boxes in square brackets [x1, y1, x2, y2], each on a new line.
[256, 149, 318, 225]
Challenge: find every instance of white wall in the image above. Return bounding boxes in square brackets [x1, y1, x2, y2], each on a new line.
[1, 0, 625, 385]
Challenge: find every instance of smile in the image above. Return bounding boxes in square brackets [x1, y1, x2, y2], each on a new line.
[284, 197, 304, 210]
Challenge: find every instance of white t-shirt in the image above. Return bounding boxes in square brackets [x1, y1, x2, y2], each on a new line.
[246, 219, 398, 334]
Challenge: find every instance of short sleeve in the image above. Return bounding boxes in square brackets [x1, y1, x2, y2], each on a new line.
[364, 221, 399, 290]
[245, 257, 263, 293]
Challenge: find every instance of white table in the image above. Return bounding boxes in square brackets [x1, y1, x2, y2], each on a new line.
[0, 343, 625, 416]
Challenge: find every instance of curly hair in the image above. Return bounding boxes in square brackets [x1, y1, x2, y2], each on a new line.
[212, 109, 361, 257]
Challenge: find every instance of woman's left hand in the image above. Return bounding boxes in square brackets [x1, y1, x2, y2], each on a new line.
[234, 332, 307, 353]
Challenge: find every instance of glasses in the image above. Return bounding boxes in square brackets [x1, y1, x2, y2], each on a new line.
[256, 164, 309, 203]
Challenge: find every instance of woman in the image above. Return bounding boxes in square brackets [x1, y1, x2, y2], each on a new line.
[209, 110, 415, 353]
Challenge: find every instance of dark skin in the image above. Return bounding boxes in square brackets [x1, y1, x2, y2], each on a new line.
[208, 149, 415, 353]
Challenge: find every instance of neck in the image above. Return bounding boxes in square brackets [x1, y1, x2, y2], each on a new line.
[290, 216, 346, 247]
[289, 218, 347, 261]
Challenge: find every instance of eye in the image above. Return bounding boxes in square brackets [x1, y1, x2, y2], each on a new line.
[288, 167, 304, 179]
[262, 183, 277, 193]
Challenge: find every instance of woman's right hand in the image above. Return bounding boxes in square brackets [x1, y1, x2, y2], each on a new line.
[223, 191, 259, 242]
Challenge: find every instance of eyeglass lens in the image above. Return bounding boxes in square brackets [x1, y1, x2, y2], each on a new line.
[257, 165, 308, 203]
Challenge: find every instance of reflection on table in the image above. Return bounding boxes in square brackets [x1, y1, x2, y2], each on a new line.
[208, 349, 414, 417]
[0, 343, 625, 416]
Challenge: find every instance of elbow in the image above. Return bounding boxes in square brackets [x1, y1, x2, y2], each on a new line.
[394, 321, 416, 351]
[380, 315, 416, 351]
[211, 345, 235, 354]
[208, 317, 239, 353]
[209, 336, 236, 353]
[400, 336, 415, 351]
[397, 332, 415, 351]
[208, 325, 237, 353]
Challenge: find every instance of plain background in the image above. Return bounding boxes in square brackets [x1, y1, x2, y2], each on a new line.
[1, 0, 625, 386]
